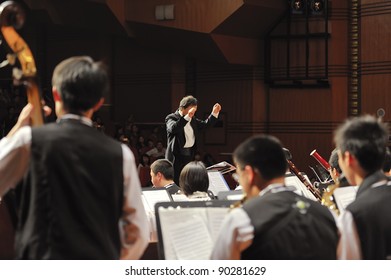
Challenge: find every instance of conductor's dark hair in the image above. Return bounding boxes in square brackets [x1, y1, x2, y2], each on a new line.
[179, 161, 209, 196]
[179, 95, 198, 109]
[52, 56, 109, 114]
[233, 135, 287, 181]
[150, 159, 174, 180]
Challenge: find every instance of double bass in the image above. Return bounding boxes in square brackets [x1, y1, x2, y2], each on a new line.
[0, 1, 44, 259]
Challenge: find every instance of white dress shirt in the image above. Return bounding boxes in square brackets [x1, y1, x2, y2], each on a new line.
[210, 184, 293, 259]
[0, 115, 149, 259]
[179, 110, 219, 148]
[337, 210, 362, 259]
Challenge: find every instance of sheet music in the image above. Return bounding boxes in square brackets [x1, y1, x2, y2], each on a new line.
[141, 195, 152, 213]
[170, 216, 212, 259]
[206, 207, 230, 242]
[333, 186, 358, 211]
[157, 205, 231, 259]
[142, 190, 172, 242]
[285, 174, 317, 201]
[208, 171, 230, 196]
[158, 207, 207, 259]
[142, 189, 172, 213]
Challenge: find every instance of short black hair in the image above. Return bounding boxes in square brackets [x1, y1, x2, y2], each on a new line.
[328, 148, 342, 174]
[334, 115, 389, 174]
[150, 159, 174, 180]
[52, 56, 109, 114]
[233, 135, 287, 181]
[179, 95, 198, 109]
[179, 161, 209, 196]
[383, 147, 391, 173]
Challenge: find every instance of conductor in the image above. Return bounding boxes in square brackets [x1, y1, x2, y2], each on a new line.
[165, 95, 221, 183]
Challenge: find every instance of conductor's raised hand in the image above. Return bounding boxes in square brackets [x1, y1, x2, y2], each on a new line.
[212, 103, 222, 115]
[188, 106, 197, 118]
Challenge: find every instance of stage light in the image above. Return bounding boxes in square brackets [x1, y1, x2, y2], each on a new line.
[310, 0, 325, 15]
[290, 0, 305, 15]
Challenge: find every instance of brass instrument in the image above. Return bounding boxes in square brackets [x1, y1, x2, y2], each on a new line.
[287, 159, 322, 201]
[320, 179, 340, 215]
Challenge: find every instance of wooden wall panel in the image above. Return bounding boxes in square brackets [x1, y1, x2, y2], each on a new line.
[194, 61, 262, 161]
[125, 0, 243, 33]
[112, 37, 172, 124]
[1, 0, 356, 176]
[267, 0, 351, 177]
[269, 88, 332, 122]
[360, 0, 391, 119]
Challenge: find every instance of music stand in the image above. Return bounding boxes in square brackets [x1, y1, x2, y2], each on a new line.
[155, 200, 233, 259]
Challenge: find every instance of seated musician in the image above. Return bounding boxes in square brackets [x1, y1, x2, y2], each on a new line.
[150, 159, 180, 195]
[328, 148, 350, 187]
[211, 135, 339, 260]
[177, 161, 214, 201]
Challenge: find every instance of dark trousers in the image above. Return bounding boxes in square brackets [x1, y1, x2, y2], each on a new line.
[173, 150, 193, 184]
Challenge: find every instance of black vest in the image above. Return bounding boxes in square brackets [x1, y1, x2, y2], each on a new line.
[15, 119, 124, 259]
[347, 171, 391, 259]
[241, 191, 338, 260]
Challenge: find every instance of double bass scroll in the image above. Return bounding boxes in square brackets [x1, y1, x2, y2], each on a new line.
[0, 0, 43, 126]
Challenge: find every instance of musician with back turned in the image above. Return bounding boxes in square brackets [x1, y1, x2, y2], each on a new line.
[0, 56, 149, 259]
[211, 135, 338, 260]
[335, 115, 391, 259]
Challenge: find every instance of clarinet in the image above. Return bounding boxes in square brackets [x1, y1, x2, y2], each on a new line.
[287, 159, 322, 201]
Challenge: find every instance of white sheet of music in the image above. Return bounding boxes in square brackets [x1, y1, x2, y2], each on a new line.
[158, 207, 208, 259]
[206, 207, 230, 243]
[142, 189, 171, 213]
[157, 206, 230, 259]
[285, 174, 317, 201]
[170, 216, 212, 259]
[207, 171, 230, 196]
[142, 190, 172, 242]
[141, 195, 152, 213]
[333, 186, 358, 211]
